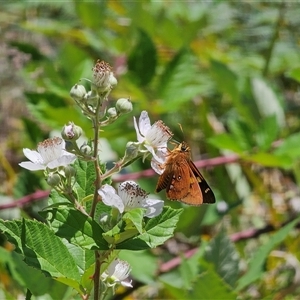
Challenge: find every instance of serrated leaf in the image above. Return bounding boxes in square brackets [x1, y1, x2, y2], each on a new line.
[123, 208, 145, 234]
[41, 207, 108, 250]
[189, 267, 237, 299]
[73, 160, 96, 200]
[204, 229, 240, 287]
[237, 215, 300, 291]
[0, 219, 81, 289]
[116, 207, 183, 250]
[128, 28, 157, 86]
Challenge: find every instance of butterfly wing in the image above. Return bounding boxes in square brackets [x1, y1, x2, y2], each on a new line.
[187, 160, 216, 204]
[156, 159, 191, 200]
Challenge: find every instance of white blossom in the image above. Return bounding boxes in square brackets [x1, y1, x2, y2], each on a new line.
[98, 181, 164, 218]
[133, 111, 173, 163]
[102, 259, 132, 288]
[19, 137, 76, 171]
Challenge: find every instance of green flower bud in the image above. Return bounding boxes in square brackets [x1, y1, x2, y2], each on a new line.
[124, 141, 140, 160]
[64, 165, 76, 178]
[47, 173, 61, 187]
[80, 143, 92, 155]
[70, 84, 86, 101]
[107, 107, 118, 118]
[109, 73, 118, 87]
[116, 98, 133, 114]
[61, 122, 82, 141]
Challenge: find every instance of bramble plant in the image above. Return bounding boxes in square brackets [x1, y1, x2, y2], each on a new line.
[0, 60, 182, 300]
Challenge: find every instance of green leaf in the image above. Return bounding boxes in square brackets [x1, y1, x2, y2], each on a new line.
[274, 132, 300, 159]
[255, 114, 278, 151]
[287, 66, 300, 83]
[237, 215, 300, 291]
[40, 207, 108, 250]
[204, 229, 240, 287]
[2, 249, 68, 298]
[247, 152, 292, 168]
[227, 118, 253, 151]
[119, 250, 157, 284]
[162, 264, 237, 300]
[73, 160, 96, 200]
[123, 208, 145, 234]
[116, 207, 183, 250]
[208, 133, 245, 153]
[210, 59, 239, 101]
[128, 28, 157, 86]
[189, 266, 237, 300]
[0, 219, 82, 291]
[251, 78, 285, 127]
[157, 48, 214, 111]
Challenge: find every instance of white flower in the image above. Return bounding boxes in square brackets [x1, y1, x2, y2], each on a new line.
[102, 259, 132, 288]
[133, 111, 173, 162]
[19, 137, 76, 171]
[98, 181, 164, 218]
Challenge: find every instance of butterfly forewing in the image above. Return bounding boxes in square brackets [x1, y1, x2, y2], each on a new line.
[188, 160, 216, 204]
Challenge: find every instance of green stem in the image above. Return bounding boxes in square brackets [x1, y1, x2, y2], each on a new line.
[89, 90, 111, 300]
[262, 2, 285, 77]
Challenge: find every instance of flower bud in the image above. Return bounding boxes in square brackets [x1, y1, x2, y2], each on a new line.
[124, 141, 140, 160]
[80, 143, 92, 155]
[47, 173, 61, 187]
[64, 165, 76, 178]
[107, 107, 118, 118]
[70, 84, 86, 101]
[61, 122, 82, 141]
[109, 73, 118, 87]
[92, 60, 113, 93]
[116, 98, 133, 114]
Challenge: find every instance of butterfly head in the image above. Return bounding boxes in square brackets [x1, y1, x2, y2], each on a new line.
[179, 141, 190, 152]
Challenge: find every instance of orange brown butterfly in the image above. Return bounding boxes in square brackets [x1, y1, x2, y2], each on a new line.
[155, 142, 215, 205]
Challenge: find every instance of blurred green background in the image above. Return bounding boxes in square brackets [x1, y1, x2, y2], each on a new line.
[1, 1, 300, 299]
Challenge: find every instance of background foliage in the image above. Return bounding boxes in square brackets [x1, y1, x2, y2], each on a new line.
[1, 1, 300, 299]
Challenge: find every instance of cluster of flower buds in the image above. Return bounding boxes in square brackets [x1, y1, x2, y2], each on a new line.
[69, 60, 132, 125]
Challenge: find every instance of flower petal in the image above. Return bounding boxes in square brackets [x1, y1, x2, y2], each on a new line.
[151, 148, 168, 175]
[133, 116, 144, 143]
[23, 149, 44, 164]
[98, 184, 124, 213]
[138, 111, 151, 137]
[19, 161, 46, 171]
[145, 120, 172, 148]
[47, 153, 76, 169]
[120, 280, 133, 288]
[143, 198, 164, 218]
